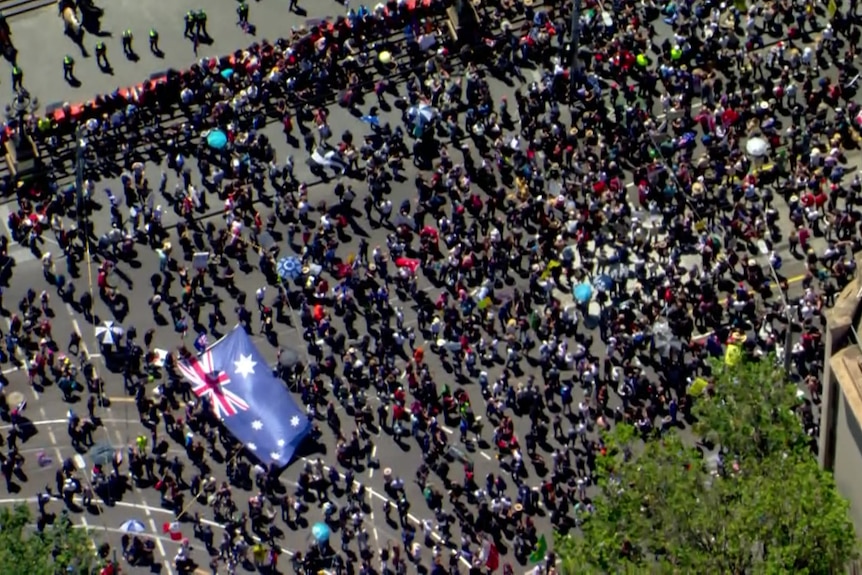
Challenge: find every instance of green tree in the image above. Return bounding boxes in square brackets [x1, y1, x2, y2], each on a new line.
[0, 503, 98, 575]
[557, 359, 857, 574]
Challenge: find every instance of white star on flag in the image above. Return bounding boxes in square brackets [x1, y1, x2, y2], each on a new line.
[247, 442, 257, 451]
[270, 452, 281, 460]
[252, 420, 263, 431]
[233, 354, 257, 378]
[277, 439, 285, 447]
[290, 415, 300, 428]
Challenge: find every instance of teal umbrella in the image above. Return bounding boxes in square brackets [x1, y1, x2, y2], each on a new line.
[573, 283, 593, 303]
[206, 130, 228, 150]
[311, 522, 330, 543]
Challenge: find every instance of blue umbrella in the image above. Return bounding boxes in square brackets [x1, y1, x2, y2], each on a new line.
[119, 519, 147, 533]
[360, 115, 380, 127]
[573, 283, 593, 303]
[207, 130, 228, 150]
[593, 274, 614, 292]
[311, 522, 330, 543]
[276, 256, 302, 280]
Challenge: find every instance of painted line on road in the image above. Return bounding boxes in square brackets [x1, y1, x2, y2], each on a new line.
[367, 444, 380, 545]
[39, 406, 64, 466]
[149, 517, 175, 575]
[0, 417, 145, 430]
[0, 494, 297, 559]
[299, 455, 471, 567]
[368, 445, 377, 478]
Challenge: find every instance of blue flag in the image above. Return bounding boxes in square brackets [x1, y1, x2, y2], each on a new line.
[177, 327, 310, 466]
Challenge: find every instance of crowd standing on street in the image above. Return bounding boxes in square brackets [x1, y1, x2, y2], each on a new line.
[0, 0, 856, 572]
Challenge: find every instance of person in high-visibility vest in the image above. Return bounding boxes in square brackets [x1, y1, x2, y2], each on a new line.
[62, 55, 75, 81]
[136, 434, 147, 453]
[237, 2, 249, 25]
[121, 29, 133, 56]
[183, 11, 195, 38]
[10, 65, 22, 91]
[149, 28, 159, 53]
[94, 41, 108, 68]
[194, 10, 207, 38]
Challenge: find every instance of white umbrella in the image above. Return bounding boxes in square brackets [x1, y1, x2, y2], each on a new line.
[94, 320, 124, 346]
[745, 137, 770, 158]
[407, 104, 437, 126]
[119, 519, 147, 533]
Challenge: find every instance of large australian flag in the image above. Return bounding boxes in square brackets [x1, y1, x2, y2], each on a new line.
[177, 326, 310, 466]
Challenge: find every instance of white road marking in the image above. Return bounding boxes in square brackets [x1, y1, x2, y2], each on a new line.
[0, 417, 145, 430]
[368, 445, 377, 478]
[39, 406, 64, 464]
[149, 517, 175, 575]
[301, 456, 471, 567]
[0, 494, 295, 559]
[480, 452, 492, 460]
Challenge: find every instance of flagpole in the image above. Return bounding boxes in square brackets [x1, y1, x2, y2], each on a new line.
[282, 280, 311, 390]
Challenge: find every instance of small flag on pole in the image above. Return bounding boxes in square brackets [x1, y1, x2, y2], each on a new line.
[529, 534, 548, 563]
[162, 521, 183, 541]
[480, 540, 500, 571]
[194, 332, 208, 353]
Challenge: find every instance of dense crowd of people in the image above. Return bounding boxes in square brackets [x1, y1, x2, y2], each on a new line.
[0, 0, 856, 572]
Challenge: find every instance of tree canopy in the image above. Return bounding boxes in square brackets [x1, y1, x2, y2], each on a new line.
[556, 359, 858, 574]
[0, 503, 97, 575]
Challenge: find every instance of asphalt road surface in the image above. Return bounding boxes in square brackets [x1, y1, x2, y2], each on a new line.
[0, 1, 852, 574]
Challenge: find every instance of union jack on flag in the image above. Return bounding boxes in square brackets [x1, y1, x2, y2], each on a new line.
[177, 327, 310, 466]
[178, 351, 250, 419]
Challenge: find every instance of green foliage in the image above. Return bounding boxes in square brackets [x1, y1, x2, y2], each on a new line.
[0, 504, 97, 575]
[556, 359, 858, 574]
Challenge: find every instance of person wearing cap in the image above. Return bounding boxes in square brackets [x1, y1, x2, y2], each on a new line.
[94, 41, 108, 69]
[148, 28, 159, 53]
[10, 64, 22, 91]
[62, 54, 75, 82]
[121, 29, 133, 56]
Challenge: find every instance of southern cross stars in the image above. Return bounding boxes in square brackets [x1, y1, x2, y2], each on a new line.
[291, 415, 300, 428]
[251, 420, 263, 431]
[234, 354, 257, 378]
